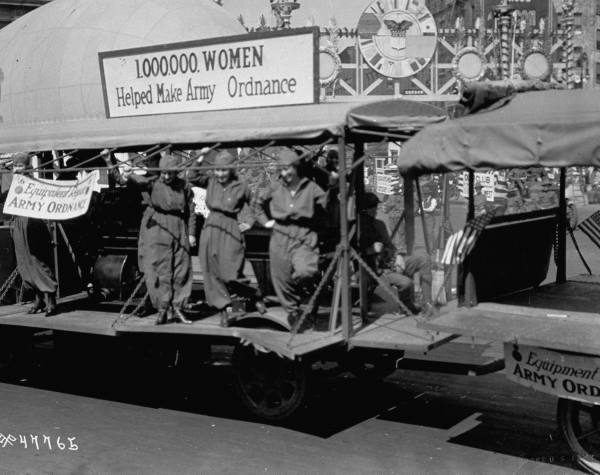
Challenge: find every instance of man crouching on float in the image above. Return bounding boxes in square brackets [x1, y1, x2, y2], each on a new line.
[252, 149, 328, 329]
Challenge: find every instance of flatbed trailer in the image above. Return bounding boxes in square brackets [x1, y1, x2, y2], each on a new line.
[2, 1, 598, 471]
[400, 82, 600, 473]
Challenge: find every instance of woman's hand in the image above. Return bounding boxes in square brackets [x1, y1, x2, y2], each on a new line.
[264, 220, 275, 229]
[239, 222, 251, 232]
[189, 235, 197, 248]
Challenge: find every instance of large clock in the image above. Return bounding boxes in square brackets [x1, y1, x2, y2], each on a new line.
[357, 0, 438, 79]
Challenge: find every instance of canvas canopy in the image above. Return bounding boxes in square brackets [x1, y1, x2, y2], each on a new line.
[347, 99, 446, 134]
[399, 88, 600, 175]
[0, 0, 448, 151]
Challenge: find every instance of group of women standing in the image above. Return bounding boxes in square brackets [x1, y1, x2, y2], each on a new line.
[129, 149, 269, 326]
[10, 147, 327, 329]
[131, 147, 327, 327]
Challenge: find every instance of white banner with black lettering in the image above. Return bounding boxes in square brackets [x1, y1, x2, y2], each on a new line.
[3, 171, 100, 220]
[505, 343, 600, 405]
[99, 28, 318, 118]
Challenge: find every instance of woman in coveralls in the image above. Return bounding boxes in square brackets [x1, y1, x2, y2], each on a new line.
[127, 154, 196, 325]
[195, 150, 266, 327]
[10, 153, 59, 316]
[253, 149, 328, 327]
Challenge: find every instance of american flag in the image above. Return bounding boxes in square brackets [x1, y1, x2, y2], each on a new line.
[441, 210, 497, 265]
[578, 210, 600, 249]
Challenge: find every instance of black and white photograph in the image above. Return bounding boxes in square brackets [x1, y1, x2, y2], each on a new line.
[0, 0, 598, 473]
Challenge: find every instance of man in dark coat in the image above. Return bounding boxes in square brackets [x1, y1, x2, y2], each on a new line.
[359, 192, 432, 314]
[253, 149, 328, 326]
[9, 153, 58, 316]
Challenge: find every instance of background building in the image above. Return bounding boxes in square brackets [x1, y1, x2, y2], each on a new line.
[0, 1, 50, 29]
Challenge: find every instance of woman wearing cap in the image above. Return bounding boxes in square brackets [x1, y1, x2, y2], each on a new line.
[9, 153, 59, 316]
[126, 153, 196, 325]
[252, 148, 328, 328]
[194, 150, 266, 326]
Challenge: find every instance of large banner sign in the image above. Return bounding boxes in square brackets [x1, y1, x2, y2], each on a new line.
[3, 171, 100, 220]
[99, 28, 319, 118]
[505, 343, 600, 405]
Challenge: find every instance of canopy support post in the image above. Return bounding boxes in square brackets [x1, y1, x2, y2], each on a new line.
[403, 175, 415, 255]
[556, 167, 567, 284]
[467, 171, 475, 220]
[354, 141, 369, 322]
[338, 135, 352, 339]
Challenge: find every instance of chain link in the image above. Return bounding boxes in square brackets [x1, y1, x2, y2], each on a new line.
[0, 269, 20, 305]
[112, 278, 148, 329]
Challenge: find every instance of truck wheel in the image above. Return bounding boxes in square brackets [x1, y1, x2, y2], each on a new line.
[232, 343, 307, 421]
[557, 398, 600, 474]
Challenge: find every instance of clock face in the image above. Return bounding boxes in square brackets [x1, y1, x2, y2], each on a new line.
[358, 0, 437, 78]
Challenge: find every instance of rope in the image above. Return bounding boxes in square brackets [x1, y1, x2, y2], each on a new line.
[287, 245, 342, 344]
[349, 248, 415, 319]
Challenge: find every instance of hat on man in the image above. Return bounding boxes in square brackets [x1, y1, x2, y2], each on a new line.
[213, 150, 236, 167]
[362, 192, 380, 210]
[159, 153, 182, 169]
[277, 148, 302, 167]
[12, 152, 30, 167]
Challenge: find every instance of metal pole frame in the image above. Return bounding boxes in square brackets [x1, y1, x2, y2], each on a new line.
[556, 167, 567, 284]
[337, 135, 352, 339]
[353, 141, 369, 322]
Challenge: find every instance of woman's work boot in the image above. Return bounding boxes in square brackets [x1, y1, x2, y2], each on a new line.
[44, 292, 58, 317]
[220, 306, 234, 327]
[172, 308, 192, 324]
[27, 292, 45, 314]
[254, 299, 267, 315]
[155, 309, 168, 325]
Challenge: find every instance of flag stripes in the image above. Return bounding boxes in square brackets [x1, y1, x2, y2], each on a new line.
[578, 210, 600, 250]
[441, 210, 496, 265]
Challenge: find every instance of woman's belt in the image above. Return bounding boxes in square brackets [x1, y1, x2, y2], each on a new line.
[275, 217, 314, 228]
[151, 207, 186, 218]
[210, 209, 238, 219]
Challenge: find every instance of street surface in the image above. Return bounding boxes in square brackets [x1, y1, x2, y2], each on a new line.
[0, 353, 585, 474]
[0, 202, 598, 474]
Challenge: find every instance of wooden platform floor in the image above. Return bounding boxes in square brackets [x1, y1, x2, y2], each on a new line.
[422, 279, 600, 356]
[496, 276, 600, 313]
[0, 306, 118, 336]
[350, 313, 456, 353]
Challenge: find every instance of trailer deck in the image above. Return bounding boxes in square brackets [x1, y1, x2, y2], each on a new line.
[422, 277, 600, 356]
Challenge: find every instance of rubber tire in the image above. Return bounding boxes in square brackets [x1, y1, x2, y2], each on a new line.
[557, 398, 600, 474]
[232, 343, 307, 421]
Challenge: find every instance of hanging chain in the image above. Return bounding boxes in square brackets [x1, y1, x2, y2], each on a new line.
[112, 277, 148, 329]
[0, 269, 20, 304]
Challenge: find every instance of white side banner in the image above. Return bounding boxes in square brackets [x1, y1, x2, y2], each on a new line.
[3, 171, 100, 220]
[504, 343, 600, 405]
[99, 28, 318, 118]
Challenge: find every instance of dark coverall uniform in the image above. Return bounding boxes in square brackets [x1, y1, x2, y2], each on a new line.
[129, 176, 196, 312]
[253, 178, 327, 314]
[197, 176, 257, 310]
[359, 214, 432, 312]
[12, 216, 57, 295]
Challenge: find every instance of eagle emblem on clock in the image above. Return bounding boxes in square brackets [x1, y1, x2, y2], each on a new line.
[358, 0, 438, 78]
